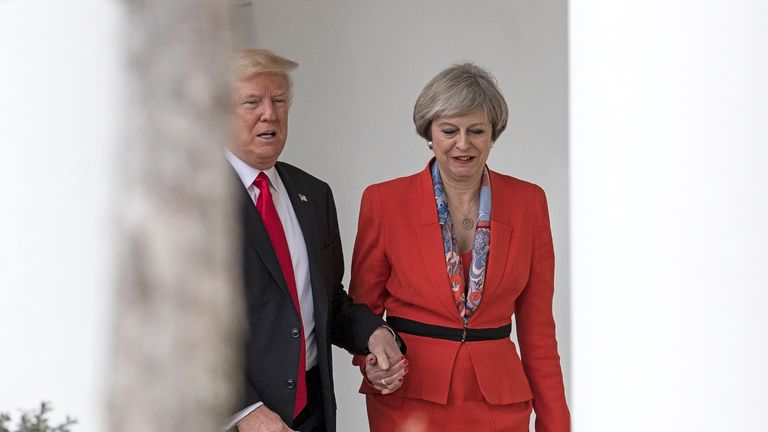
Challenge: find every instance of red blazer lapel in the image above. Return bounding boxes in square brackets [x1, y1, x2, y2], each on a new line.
[411, 166, 516, 322]
[413, 165, 462, 320]
[480, 170, 514, 311]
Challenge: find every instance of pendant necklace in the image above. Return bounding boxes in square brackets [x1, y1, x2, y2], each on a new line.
[451, 192, 480, 231]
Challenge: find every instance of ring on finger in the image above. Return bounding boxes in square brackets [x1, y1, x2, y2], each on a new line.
[380, 377, 387, 386]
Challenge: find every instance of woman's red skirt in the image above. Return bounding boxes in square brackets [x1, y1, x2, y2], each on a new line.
[365, 344, 532, 432]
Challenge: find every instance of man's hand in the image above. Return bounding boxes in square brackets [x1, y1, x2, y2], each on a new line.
[237, 405, 295, 432]
[366, 326, 408, 394]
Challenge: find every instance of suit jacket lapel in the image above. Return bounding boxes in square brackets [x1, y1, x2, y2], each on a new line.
[240, 181, 291, 296]
[413, 165, 463, 319]
[275, 163, 329, 326]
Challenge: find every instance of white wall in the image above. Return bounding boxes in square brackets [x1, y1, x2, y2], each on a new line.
[4, 2, 765, 430]
[249, 1, 569, 429]
[0, 1, 122, 430]
[570, 1, 768, 430]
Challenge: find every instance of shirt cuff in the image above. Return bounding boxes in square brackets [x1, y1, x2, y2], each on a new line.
[380, 324, 403, 350]
[380, 324, 397, 339]
[225, 402, 263, 430]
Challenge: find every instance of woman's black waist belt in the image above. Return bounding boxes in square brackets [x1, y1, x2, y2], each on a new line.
[386, 316, 511, 343]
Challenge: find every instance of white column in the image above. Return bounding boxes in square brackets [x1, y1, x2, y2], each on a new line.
[0, 1, 242, 431]
[0, 2, 121, 430]
[570, 1, 768, 430]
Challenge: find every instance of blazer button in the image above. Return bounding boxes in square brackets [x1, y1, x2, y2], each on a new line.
[290, 328, 300, 338]
[287, 379, 296, 389]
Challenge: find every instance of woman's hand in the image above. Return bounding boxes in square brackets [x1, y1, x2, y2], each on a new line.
[364, 353, 408, 395]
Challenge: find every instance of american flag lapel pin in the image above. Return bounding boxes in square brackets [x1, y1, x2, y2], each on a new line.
[298, 193, 308, 203]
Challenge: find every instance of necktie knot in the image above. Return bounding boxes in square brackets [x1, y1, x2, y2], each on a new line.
[253, 172, 271, 192]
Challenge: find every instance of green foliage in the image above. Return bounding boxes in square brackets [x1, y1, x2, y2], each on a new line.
[0, 402, 76, 432]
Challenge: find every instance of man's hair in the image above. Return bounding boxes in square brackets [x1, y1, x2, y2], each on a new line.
[233, 49, 299, 98]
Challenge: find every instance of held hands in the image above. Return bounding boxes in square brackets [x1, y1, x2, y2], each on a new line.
[237, 405, 295, 432]
[366, 326, 409, 395]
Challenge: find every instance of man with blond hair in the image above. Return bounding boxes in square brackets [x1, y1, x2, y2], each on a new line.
[225, 49, 406, 432]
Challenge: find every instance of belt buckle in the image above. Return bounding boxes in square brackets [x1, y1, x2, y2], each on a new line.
[461, 325, 467, 343]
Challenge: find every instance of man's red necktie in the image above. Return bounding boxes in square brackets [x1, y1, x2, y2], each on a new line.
[253, 172, 307, 418]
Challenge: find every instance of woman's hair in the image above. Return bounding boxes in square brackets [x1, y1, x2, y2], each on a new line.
[413, 63, 508, 142]
[233, 48, 299, 97]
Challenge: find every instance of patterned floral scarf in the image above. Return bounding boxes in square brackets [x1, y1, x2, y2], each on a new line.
[431, 161, 492, 324]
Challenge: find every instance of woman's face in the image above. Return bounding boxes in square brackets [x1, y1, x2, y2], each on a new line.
[430, 107, 493, 185]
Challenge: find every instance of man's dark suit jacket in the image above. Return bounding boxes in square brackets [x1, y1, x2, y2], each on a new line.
[238, 161, 384, 431]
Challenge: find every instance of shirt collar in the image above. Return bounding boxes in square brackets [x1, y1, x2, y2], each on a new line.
[225, 150, 282, 193]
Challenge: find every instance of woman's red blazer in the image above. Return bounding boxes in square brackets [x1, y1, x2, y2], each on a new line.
[349, 163, 570, 432]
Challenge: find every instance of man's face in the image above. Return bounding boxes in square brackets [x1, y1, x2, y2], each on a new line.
[230, 72, 290, 169]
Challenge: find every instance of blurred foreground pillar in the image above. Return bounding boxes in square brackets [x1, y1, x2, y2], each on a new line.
[110, 1, 241, 431]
